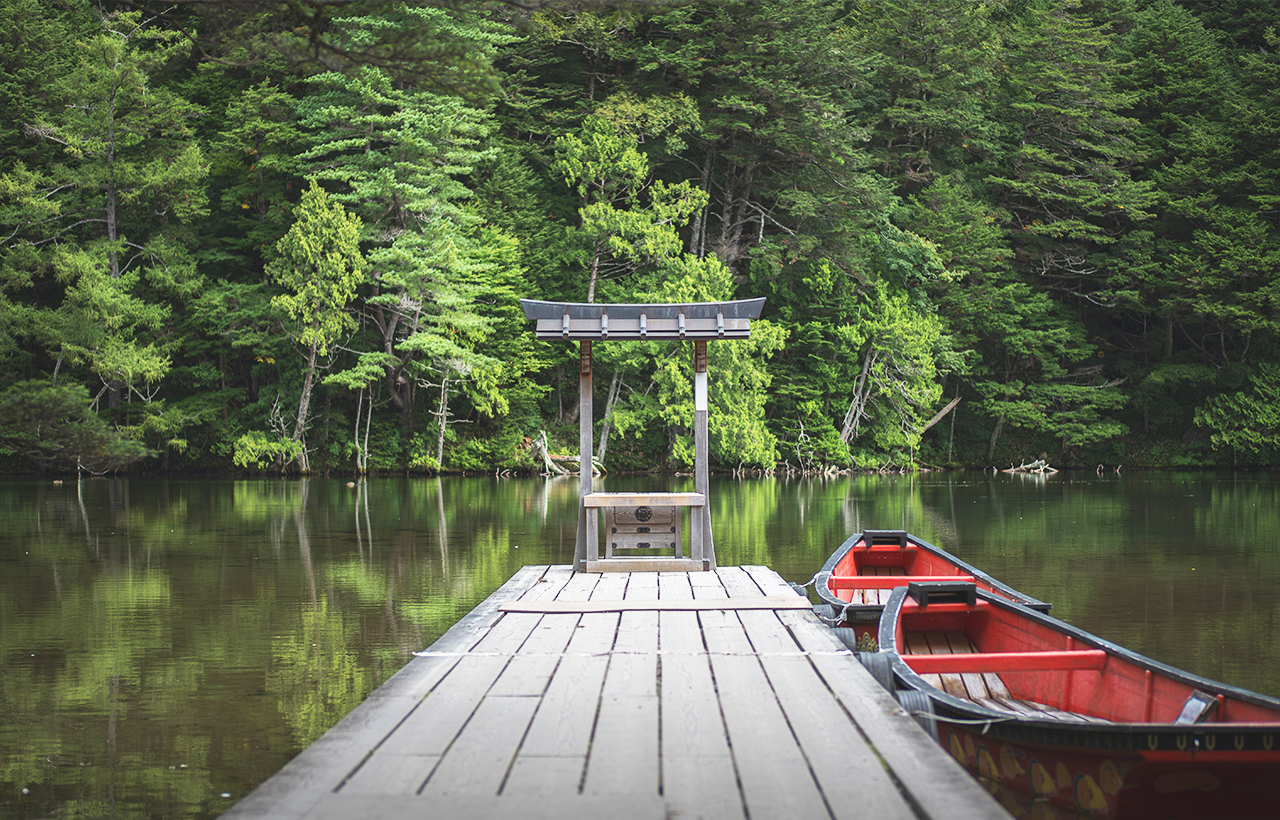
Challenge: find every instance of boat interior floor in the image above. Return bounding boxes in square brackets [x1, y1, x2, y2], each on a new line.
[906, 631, 1111, 725]
[844, 566, 906, 605]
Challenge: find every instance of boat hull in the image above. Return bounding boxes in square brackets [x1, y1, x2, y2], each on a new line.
[874, 586, 1280, 820]
[942, 724, 1279, 820]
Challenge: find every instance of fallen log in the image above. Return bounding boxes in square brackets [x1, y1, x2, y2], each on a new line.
[1002, 458, 1059, 474]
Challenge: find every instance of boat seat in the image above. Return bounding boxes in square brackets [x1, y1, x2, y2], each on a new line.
[1174, 690, 1218, 725]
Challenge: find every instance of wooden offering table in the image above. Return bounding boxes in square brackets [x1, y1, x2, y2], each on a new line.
[583, 492, 706, 572]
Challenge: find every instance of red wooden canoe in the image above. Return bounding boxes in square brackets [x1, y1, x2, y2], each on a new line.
[870, 582, 1280, 820]
[813, 530, 1049, 632]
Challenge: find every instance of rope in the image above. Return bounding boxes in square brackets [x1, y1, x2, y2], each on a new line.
[792, 573, 863, 629]
[814, 603, 858, 626]
[901, 710, 1016, 733]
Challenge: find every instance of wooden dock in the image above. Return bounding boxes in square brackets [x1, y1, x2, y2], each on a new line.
[222, 566, 1010, 820]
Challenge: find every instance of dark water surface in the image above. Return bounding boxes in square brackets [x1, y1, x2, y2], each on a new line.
[2, 472, 1277, 818]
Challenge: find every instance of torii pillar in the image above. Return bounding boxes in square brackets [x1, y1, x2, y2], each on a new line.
[521, 298, 766, 572]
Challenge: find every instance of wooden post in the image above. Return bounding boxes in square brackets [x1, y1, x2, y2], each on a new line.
[577, 340, 593, 571]
[694, 340, 715, 569]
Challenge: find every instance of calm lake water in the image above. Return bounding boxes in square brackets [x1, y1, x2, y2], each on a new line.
[2, 472, 1278, 818]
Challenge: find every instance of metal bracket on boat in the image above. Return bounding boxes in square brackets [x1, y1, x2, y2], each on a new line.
[1175, 690, 1220, 725]
[908, 581, 977, 608]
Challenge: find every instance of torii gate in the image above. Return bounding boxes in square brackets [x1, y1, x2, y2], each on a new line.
[521, 298, 766, 572]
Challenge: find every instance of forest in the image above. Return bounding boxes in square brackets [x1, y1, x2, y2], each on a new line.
[1, 0, 1278, 475]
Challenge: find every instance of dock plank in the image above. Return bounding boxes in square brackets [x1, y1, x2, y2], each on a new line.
[520, 612, 581, 655]
[337, 753, 434, 796]
[517, 653, 609, 757]
[488, 652, 558, 697]
[659, 609, 705, 654]
[658, 571, 694, 600]
[420, 695, 540, 797]
[302, 793, 668, 820]
[374, 654, 511, 758]
[566, 611, 620, 653]
[614, 609, 659, 653]
[711, 653, 831, 819]
[590, 571, 630, 600]
[761, 653, 916, 820]
[717, 565, 767, 598]
[699, 609, 753, 655]
[659, 652, 733, 759]
[501, 756, 584, 796]
[584, 652, 659, 796]
[601, 652, 657, 697]
[616, 570, 661, 653]
[659, 651, 742, 819]
[469, 611, 541, 654]
[582, 694, 659, 795]
[694, 572, 753, 654]
[717, 566, 803, 656]
[807, 651, 1011, 820]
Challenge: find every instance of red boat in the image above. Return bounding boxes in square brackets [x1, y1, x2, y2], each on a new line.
[813, 530, 1049, 631]
[871, 582, 1280, 820]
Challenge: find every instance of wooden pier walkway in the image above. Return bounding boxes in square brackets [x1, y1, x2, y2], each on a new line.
[222, 566, 1010, 820]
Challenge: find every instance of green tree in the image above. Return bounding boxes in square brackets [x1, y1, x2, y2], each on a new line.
[0, 379, 149, 472]
[632, 1, 887, 274]
[292, 8, 510, 454]
[1195, 363, 1280, 462]
[4, 7, 208, 439]
[988, 3, 1155, 305]
[862, 0, 1005, 187]
[262, 180, 367, 472]
[552, 113, 707, 302]
[0, 0, 94, 165]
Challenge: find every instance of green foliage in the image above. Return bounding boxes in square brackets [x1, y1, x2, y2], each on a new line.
[599, 255, 786, 470]
[232, 429, 303, 472]
[268, 181, 367, 358]
[553, 114, 708, 301]
[2, 0, 1280, 471]
[1195, 363, 1280, 459]
[0, 380, 150, 472]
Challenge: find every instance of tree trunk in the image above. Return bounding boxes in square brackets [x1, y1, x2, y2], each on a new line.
[986, 414, 1005, 463]
[532, 431, 569, 476]
[362, 389, 374, 473]
[595, 371, 622, 464]
[919, 396, 961, 434]
[587, 244, 602, 303]
[434, 371, 450, 468]
[291, 340, 318, 473]
[354, 388, 365, 473]
[105, 88, 123, 411]
[690, 148, 714, 258]
[947, 386, 959, 463]
[840, 346, 877, 444]
[106, 84, 120, 279]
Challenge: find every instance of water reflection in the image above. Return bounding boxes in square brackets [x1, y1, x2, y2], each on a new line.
[1, 472, 1278, 818]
